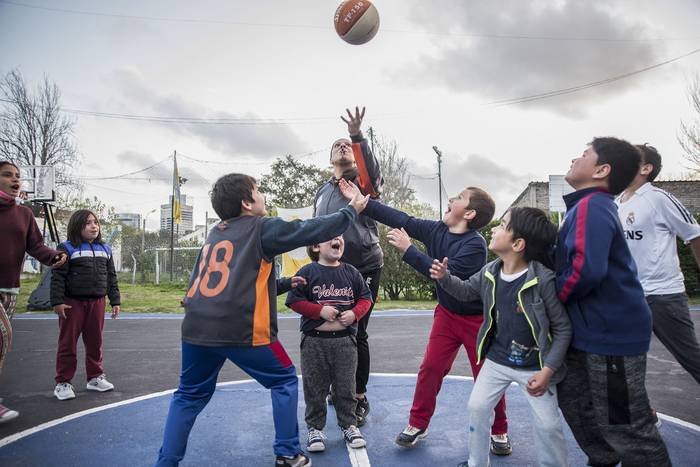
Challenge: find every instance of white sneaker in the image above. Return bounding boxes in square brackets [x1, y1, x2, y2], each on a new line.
[342, 425, 366, 449]
[0, 403, 19, 423]
[86, 374, 114, 392]
[54, 382, 76, 401]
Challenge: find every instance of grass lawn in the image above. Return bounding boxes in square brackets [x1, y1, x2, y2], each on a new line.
[14, 274, 700, 314]
[14, 275, 437, 314]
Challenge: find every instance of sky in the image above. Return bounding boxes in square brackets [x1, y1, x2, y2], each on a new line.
[2, 0, 700, 229]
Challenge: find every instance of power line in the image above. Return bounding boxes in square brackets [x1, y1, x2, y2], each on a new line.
[486, 46, 700, 107]
[3, 0, 698, 42]
[79, 156, 171, 180]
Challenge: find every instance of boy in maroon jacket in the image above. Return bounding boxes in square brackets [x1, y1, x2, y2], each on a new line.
[0, 160, 66, 423]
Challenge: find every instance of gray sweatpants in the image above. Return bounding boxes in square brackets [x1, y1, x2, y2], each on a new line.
[647, 293, 700, 384]
[300, 334, 358, 430]
[467, 359, 567, 467]
[558, 349, 671, 467]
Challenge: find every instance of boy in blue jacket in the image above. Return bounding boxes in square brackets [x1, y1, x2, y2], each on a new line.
[555, 138, 670, 466]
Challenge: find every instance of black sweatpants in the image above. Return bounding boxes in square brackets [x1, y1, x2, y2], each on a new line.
[356, 268, 381, 394]
[557, 349, 671, 467]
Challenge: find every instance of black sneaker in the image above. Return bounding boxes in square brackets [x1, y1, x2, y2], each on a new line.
[306, 428, 326, 452]
[275, 453, 311, 466]
[355, 396, 370, 426]
[395, 425, 428, 447]
[341, 425, 367, 449]
[490, 433, 512, 456]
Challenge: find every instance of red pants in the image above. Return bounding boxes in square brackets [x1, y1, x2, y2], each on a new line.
[55, 297, 106, 383]
[409, 304, 508, 434]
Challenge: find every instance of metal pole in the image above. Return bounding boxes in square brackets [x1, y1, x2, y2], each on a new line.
[170, 151, 176, 282]
[432, 146, 443, 218]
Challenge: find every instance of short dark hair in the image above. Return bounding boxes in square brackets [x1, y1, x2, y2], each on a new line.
[590, 137, 641, 196]
[636, 144, 662, 182]
[210, 173, 256, 220]
[67, 209, 102, 246]
[467, 187, 496, 230]
[0, 160, 19, 171]
[306, 244, 320, 262]
[507, 207, 558, 268]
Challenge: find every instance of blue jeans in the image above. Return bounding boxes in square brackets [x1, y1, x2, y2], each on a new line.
[155, 340, 301, 466]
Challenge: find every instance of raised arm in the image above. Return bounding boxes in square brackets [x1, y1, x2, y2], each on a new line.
[342, 106, 383, 198]
[431, 257, 484, 302]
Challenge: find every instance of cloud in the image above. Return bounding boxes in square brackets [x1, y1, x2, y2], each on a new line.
[411, 152, 533, 215]
[110, 68, 309, 158]
[400, 0, 667, 116]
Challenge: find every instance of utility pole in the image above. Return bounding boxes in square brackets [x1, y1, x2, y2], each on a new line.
[432, 146, 443, 218]
[170, 150, 176, 282]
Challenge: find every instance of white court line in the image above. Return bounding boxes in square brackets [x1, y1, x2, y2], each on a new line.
[346, 443, 371, 467]
[2, 373, 698, 451]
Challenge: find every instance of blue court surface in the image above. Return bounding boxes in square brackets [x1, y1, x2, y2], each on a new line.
[0, 374, 697, 467]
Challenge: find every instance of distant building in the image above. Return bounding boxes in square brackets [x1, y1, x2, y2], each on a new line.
[179, 218, 220, 245]
[161, 195, 194, 233]
[115, 212, 142, 230]
[508, 179, 700, 215]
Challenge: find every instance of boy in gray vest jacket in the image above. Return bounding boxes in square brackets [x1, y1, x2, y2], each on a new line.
[430, 208, 571, 467]
[155, 173, 369, 467]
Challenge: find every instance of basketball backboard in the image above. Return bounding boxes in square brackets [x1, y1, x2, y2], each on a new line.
[548, 175, 574, 213]
[19, 165, 55, 201]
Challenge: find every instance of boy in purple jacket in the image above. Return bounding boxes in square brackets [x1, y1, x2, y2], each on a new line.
[555, 138, 670, 466]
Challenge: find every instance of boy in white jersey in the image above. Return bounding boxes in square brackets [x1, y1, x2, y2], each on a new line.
[616, 144, 700, 384]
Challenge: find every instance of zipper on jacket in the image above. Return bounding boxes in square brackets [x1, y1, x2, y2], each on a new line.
[516, 277, 543, 369]
[476, 271, 497, 364]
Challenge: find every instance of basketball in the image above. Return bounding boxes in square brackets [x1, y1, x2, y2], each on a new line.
[334, 0, 380, 45]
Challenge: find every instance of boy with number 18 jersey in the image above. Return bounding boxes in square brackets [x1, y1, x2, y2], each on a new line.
[155, 173, 369, 467]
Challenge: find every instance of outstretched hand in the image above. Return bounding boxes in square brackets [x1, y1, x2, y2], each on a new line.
[348, 191, 369, 215]
[386, 228, 412, 253]
[341, 106, 365, 136]
[339, 178, 361, 201]
[429, 257, 449, 280]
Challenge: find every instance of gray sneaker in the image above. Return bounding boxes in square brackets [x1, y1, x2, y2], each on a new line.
[395, 425, 428, 447]
[87, 374, 114, 392]
[54, 382, 76, 401]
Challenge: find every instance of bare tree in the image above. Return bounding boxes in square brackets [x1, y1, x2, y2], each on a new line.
[373, 134, 415, 209]
[679, 73, 700, 174]
[0, 69, 79, 187]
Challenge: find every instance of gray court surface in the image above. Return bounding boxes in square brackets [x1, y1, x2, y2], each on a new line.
[1, 309, 699, 465]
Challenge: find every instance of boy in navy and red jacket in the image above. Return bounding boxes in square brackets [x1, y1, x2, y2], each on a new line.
[555, 137, 670, 466]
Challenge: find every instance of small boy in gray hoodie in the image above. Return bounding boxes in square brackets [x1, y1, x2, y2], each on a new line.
[430, 207, 571, 467]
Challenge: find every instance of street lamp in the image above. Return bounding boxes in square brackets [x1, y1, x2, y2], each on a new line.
[141, 208, 157, 252]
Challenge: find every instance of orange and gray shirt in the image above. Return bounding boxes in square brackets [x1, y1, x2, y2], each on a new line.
[182, 207, 358, 347]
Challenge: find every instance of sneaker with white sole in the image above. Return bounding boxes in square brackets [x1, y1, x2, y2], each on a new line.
[86, 374, 114, 392]
[274, 453, 311, 466]
[54, 382, 76, 401]
[306, 428, 327, 452]
[0, 403, 19, 424]
[490, 433, 512, 456]
[341, 425, 366, 449]
[395, 425, 428, 447]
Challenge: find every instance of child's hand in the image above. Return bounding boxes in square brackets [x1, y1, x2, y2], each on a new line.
[526, 367, 554, 397]
[52, 252, 68, 268]
[53, 304, 71, 319]
[338, 310, 356, 327]
[386, 228, 412, 253]
[429, 257, 449, 280]
[349, 192, 369, 215]
[111, 305, 120, 319]
[320, 306, 339, 322]
[341, 106, 365, 136]
[339, 179, 361, 201]
[290, 276, 307, 288]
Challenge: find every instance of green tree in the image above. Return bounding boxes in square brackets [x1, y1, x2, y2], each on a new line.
[259, 155, 331, 208]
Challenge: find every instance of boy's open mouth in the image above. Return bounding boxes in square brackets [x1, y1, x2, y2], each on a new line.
[331, 241, 342, 250]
